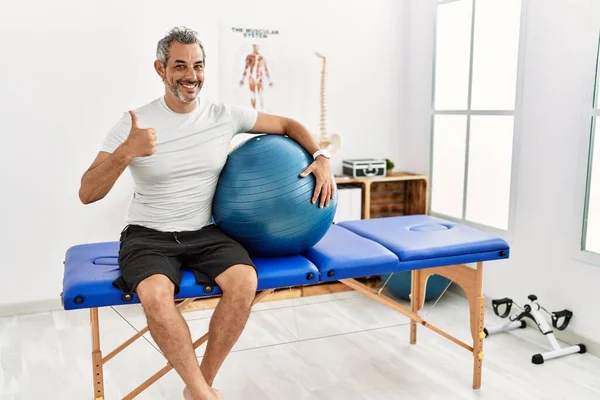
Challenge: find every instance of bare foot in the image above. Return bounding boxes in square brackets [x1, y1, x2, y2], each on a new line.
[183, 386, 224, 400]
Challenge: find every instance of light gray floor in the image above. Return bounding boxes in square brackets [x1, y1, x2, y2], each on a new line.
[1, 289, 599, 399]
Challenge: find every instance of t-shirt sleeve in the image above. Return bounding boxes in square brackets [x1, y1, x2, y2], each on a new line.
[228, 104, 258, 135]
[101, 112, 131, 153]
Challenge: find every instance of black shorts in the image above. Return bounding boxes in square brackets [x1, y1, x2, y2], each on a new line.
[114, 223, 256, 295]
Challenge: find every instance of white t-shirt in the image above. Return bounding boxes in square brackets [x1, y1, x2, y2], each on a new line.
[101, 94, 258, 232]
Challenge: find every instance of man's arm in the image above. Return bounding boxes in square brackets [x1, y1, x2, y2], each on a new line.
[240, 55, 250, 85]
[249, 112, 335, 207]
[79, 111, 156, 204]
[79, 147, 134, 204]
[262, 57, 273, 86]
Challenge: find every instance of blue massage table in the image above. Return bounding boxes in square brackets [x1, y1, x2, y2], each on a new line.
[62, 215, 509, 399]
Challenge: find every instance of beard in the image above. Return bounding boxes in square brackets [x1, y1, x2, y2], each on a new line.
[165, 78, 202, 103]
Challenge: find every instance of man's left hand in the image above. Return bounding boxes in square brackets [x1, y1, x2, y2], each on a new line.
[300, 156, 335, 208]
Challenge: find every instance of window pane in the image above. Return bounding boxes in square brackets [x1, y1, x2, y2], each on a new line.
[595, 37, 600, 109]
[471, 0, 522, 110]
[585, 119, 600, 253]
[465, 116, 514, 229]
[431, 115, 467, 218]
[434, 0, 473, 110]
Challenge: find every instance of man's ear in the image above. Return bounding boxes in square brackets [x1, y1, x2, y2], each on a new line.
[154, 60, 166, 80]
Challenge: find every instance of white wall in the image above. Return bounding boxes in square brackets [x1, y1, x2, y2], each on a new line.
[0, 0, 407, 313]
[5, 0, 600, 348]
[405, 0, 600, 342]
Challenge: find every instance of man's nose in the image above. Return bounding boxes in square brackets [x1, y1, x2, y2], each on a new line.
[185, 68, 197, 81]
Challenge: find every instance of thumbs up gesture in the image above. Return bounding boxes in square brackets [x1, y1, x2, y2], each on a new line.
[124, 110, 156, 158]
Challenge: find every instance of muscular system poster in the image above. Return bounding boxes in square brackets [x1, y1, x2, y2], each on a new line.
[219, 23, 291, 147]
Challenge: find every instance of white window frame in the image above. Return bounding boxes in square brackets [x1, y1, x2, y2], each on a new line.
[428, 0, 528, 242]
[573, 30, 600, 266]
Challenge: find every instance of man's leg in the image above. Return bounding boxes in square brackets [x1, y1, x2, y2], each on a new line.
[248, 76, 257, 109]
[136, 274, 218, 399]
[200, 264, 257, 386]
[257, 80, 264, 112]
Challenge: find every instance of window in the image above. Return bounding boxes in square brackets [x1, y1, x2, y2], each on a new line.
[582, 33, 600, 255]
[430, 0, 523, 232]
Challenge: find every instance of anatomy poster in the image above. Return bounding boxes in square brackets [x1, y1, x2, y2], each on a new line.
[219, 24, 295, 146]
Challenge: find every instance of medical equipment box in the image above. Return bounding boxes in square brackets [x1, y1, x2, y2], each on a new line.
[342, 159, 386, 178]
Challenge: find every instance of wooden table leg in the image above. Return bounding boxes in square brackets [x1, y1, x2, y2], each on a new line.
[410, 262, 486, 389]
[90, 308, 104, 400]
[471, 262, 485, 389]
[410, 269, 423, 344]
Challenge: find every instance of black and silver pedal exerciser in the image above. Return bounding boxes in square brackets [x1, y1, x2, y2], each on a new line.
[484, 294, 586, 364]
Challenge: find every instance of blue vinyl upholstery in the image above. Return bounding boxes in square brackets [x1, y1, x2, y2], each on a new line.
[61, 215, 509, 310]
[337, 215, 509, 270]
[62, 243, 320, 310]
[302, 225, 400, 281]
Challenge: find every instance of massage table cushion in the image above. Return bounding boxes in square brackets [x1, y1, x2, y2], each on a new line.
[62, 215, 509, 310]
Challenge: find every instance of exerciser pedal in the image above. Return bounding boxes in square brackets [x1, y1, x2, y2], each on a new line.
[484, 294, 586, 364]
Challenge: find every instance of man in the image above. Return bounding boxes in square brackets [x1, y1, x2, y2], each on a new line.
[239, 43, 273, 111]
[78, 26, 334, 400]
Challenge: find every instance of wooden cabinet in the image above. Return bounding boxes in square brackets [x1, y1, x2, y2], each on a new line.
[335, 171, 429, 219]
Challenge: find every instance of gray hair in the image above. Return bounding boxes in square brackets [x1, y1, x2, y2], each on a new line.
[156, 26, 206, 67]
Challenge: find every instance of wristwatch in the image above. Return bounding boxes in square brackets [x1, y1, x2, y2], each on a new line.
[312, 149, 331, 160]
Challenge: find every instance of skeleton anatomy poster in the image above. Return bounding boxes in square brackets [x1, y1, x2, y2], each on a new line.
[219, 23, 292, 146]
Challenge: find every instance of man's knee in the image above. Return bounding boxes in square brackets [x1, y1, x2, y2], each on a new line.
[136, 274, 175, 313]
[216, 264, 257, 305]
